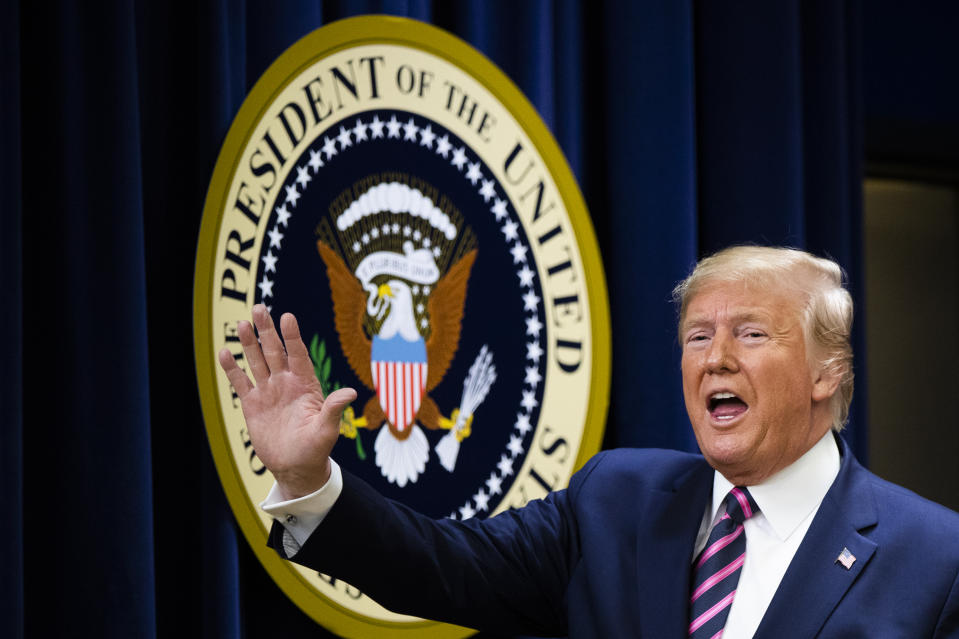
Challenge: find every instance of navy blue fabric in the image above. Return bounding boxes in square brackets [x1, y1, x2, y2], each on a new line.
[277, 439, 959, 637]
[600, 0, 700, 452]
[1, 2, 24, 638]
[19, 1, 157, 637]
[5, 1, 877, 637]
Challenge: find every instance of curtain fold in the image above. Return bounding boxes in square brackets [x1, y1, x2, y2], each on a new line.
[1, 2, 24, 638]
[7, 1, 865, 637]
[19, 0, 156, 637]
[695, 0, 807, 249]
[599, 0, 700, 451]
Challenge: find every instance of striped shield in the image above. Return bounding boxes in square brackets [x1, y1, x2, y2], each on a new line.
[370, 335, 428, 433]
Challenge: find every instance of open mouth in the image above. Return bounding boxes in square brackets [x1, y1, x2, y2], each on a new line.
[708, 392, 749, 422]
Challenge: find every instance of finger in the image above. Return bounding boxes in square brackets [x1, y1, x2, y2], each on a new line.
[280, 312, 316, 381]
[323, 387, 358, 418]
[253, 304, 288, 374]
[238, 319, 270, 383]
[218, 347, 254, 397]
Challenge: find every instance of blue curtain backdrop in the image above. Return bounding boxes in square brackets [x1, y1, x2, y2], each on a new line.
[4, 0, 868, 637]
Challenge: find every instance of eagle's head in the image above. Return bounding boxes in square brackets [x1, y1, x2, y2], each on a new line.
[377, 279, 419, 341]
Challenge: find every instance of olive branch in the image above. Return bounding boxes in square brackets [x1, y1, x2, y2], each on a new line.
[309, 334, 366, 461]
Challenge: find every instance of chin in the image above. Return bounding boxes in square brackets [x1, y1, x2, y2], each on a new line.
[698, 432, 755, 471]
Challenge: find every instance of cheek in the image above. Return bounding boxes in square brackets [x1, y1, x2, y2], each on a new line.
[764, 369, 813, 416]
[680, 352, 700, 382]
[680, 361, 700, 403]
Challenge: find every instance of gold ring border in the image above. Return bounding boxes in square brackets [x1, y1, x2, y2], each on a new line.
[193, 14, 612, 638]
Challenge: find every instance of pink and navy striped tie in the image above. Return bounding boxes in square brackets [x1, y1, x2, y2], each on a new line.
[688, 486, 759, 638]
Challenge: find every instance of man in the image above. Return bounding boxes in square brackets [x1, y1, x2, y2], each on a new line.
[219, 246, 959, 638]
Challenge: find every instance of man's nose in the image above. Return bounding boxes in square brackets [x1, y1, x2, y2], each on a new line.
[705, 331, 738, 373]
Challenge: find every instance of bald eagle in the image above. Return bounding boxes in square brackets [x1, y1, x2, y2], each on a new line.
[318, 240, 476, 486]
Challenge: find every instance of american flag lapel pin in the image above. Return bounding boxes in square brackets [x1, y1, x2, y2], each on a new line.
[836, 547, 856, 570]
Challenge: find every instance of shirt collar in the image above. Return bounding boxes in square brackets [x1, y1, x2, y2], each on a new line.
[710, 431, 840, 541]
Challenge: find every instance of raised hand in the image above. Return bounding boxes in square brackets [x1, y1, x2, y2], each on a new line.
[218, 304, 357, 500]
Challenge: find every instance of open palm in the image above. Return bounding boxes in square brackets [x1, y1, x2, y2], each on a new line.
[218, 304, 356, 499]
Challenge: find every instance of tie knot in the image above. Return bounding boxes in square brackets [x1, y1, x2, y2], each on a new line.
[724, 487, 758, 524]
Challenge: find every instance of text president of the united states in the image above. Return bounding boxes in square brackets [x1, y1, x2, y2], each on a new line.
[218, 246, 959, 638]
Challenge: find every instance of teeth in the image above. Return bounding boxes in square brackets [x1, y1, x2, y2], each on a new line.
[711, 392, 737, 400]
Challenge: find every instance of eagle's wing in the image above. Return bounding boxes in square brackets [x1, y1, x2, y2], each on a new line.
[425, 249, 477, 391]
[317, 241, 373, 390]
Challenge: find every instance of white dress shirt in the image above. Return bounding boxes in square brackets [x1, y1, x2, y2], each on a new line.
[260, 460, 344, 557]
[693, 431, 840, 639]
[263, 431, 840, 635]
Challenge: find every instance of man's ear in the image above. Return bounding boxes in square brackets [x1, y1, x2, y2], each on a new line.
[811, 363, 842, 403]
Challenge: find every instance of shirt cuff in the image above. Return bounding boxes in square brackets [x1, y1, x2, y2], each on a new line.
[260, 459, 344, 553]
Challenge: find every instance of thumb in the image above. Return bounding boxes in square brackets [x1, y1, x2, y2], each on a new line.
[324, 387, 358, 417]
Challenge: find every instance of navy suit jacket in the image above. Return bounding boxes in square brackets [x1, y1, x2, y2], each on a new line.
[272, 436, 959, 637]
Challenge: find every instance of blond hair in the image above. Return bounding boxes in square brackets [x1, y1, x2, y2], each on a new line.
[672, 246, 854, 430]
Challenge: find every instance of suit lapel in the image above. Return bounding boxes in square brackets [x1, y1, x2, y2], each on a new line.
[754, 437, 878, 638]
[635, 460, 713, 638]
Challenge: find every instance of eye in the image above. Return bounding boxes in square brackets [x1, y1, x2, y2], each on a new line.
[686, 332, 710, 346]
[740, 328, 768, 341]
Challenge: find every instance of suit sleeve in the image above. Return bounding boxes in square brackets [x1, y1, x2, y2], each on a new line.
[268, 457, 604, 636]
[935, 566, 959, 638]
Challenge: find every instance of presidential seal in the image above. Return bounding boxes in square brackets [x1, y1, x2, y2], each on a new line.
[194, 16, 610, 638]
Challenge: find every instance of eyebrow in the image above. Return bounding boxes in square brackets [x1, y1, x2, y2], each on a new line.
[681, 310, 773, 333]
